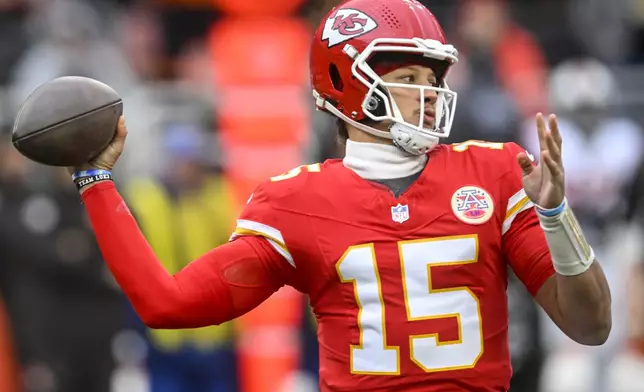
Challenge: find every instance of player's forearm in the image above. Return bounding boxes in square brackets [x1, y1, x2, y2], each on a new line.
[81, 181, 236, 328]
[536, 201, 612, 345]
[554, 261, 612, 345]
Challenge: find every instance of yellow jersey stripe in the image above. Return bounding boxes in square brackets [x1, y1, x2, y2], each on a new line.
[233, 227, 289, 255]
[505, 195, 530, 221]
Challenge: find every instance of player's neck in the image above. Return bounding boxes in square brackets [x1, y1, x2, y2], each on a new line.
[343, 139, 428, 180]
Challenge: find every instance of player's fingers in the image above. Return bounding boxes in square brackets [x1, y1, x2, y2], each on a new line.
[516, 152, 534, 176]
[542, 150, 563, 178]
[536, 113, 547, 152]
[549, 114, 563, 148]
[109, 117, 127, 150]
[545, 130, 561, 164]
[115, 116, 127, 139]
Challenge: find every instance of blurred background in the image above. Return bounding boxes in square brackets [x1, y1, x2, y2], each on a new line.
[1, 0, 644, 391]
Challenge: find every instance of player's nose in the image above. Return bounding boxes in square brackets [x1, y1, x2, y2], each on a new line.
[417, 87, 438, 105]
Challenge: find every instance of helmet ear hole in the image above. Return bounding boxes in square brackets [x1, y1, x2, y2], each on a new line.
[329, 63, 344, 92]
[364, 86, 389, 118]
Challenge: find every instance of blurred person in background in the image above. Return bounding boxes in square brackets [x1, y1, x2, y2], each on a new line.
[7, 0, 138, 106]
[113, 1, 218, 182]
[447, 0, 549, 143]
[521, 58, 643, 250]
[0, 0, 30, 86]
[124, 122, 239, 392]
[0, 132, 129, 392]
[154, 0, 218, 82]
[608, 147, 644, 392]
[520, 58, 644, 392]
[566, 0, 632, 65]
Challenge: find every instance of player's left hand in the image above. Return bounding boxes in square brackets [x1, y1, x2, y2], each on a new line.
[516, 113, 565, 209]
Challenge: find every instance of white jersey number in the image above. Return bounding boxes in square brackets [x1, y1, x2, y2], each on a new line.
[336, 235, 484, 375]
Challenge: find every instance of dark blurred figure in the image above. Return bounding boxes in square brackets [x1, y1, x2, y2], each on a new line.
[447, 0, 548, 144]
[605, 160, 644, 391]
[506, 272, 544, 392]
[612, 134, 644, 392]
[0, 294, 19, 392]
[0, 0, 30, 85]
[154, 0, 218, 79]
[124, 122, 239, 392]
[627, 1, 644, 63]
[0, 132, 128, 392]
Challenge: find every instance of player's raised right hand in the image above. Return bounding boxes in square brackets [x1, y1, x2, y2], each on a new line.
[67, 116, 128, 176]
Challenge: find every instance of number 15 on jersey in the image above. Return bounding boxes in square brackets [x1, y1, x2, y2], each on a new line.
[336, 235, 484, 375]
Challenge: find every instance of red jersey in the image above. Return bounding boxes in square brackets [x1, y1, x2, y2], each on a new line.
[231, 141, 554, 392]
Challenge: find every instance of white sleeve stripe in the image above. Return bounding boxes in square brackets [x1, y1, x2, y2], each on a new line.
[266, 239, 295, 267]
[506, 188, 528, 217]
[229, 219, 295, 268]
[502, 189, 534, 236]
[237, 219, 286, 244]
[502, 197, 534, 235]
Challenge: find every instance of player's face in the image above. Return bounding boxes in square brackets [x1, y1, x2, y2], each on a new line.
[380, 65, 438, 130]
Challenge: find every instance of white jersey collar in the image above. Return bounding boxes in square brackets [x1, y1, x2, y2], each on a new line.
[342, 140, 428, 180]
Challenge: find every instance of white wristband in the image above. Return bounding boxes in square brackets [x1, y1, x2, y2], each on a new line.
[536, 198, 595, 276]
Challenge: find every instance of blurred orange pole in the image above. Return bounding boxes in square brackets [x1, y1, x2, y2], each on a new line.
[0, 296, 19, 392]
[209, 1, 308, 391]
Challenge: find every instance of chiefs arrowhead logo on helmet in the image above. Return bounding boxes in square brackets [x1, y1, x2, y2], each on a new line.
[321, 8, 378, 48]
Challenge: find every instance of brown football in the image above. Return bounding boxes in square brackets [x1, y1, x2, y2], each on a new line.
[12, 76, 122, 167]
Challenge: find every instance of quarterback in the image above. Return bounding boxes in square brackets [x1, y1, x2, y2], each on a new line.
[69, 0, 611, 391]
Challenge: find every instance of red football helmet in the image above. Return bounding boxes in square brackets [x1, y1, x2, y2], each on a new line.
[310, 0, 459, 154]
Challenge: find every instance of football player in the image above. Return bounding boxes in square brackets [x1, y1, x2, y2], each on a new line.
[68, 0, 612, 391]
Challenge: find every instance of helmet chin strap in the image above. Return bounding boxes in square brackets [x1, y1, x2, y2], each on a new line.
[389, 122, 439, 155]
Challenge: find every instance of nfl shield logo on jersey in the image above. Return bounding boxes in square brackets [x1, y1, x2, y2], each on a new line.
[391, 203, 410, 224]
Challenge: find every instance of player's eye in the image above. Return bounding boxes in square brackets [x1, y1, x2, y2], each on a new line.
[398, 74, 415, 83]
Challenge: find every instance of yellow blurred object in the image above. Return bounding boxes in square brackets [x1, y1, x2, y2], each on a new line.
[125, 175, 238, 352]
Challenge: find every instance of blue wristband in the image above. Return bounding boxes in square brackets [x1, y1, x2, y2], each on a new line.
[72, 169, 112, 181]
[536, 199, 566, 217]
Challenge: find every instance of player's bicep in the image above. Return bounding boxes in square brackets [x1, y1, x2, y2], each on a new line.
[222, 236, 297, 316]
[502, 206, 555, 297]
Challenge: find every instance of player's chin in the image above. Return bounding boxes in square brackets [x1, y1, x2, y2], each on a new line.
[423, 117, 436, 129]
